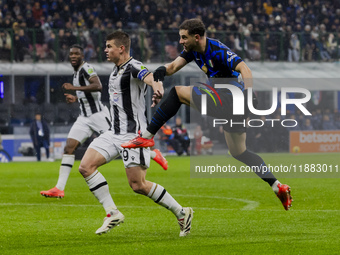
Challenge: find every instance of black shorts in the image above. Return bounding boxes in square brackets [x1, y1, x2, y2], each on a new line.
[191, 87, 250, 133]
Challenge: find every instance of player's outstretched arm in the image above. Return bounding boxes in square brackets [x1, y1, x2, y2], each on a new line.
[62, 76, 103, 92]
[154, 57, 188, 82]
[235, 62, 253, 90]
[144, 73, 164, 107]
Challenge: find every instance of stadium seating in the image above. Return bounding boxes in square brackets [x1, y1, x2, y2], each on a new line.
[56, 103, 72, 125]
[0, 105, 11, 126]
[10, 103, 27, 125]
[42, 102, 57, 125]
[69, 102, 80, 123]
[26, 103, 40, 122]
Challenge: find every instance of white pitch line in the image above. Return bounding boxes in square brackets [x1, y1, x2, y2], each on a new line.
[0, 194, 259, 211]
[0, 203, 339, 212]
[0, 202, 255, 210]
[173, 194, 260, 210]
[0, 203, 235, 211]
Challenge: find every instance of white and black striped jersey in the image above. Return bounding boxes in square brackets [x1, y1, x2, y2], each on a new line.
[73, 62, 105, 117]
[108, 57, 151, 135]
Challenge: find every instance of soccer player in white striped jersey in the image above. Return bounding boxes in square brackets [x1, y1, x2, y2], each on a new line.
[78, 31, 193, 236]
[40, 45, 168, 199]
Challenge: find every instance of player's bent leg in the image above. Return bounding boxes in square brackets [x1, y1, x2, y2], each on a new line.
[225, 132, 272, 180]
[63, 138, 80, 154]
[80, 148, 121, 234]
[79, 148, 107, 178]
[223, 131, 247, 157]
[40, 138, 80, 198]
[225, 131, 293, 210]
[57, 138, 79, 189]
[147, 181, 193, 237]
[122, 86, 191, 149]
[125, 166, 193, 236]
[125, 166, 152, 195]
[175, 85, 192, 106]
[80, 149, 117, 213]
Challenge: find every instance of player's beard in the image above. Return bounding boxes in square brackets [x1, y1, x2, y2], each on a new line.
[183, 41, 197, 52]
[71, 58, 82, 69]
[182, 44, 192, 52]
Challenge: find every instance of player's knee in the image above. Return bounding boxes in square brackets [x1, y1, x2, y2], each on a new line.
[129, 181, 147, 195]
[78, 163, 87, 176]
[229, 149, 243, 158]
[78, 163, 93, 177]
[64, 139, 80, 154]
[229, 151, 238, 157]
[64, 146, 75, 155]
[175, 86, 190, 105]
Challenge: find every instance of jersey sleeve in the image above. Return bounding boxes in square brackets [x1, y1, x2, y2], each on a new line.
[82, 63, 98, 80]
[180, 50, 194, 63]
[223, 49, 243, 71]
[131, 61, 151, 81]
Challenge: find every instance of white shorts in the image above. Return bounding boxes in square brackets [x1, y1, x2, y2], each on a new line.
[68, 107, 111, 144]
[88, 131, 151, 169]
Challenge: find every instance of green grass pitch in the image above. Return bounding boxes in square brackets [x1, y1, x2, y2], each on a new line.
[0, 153, 339, 255]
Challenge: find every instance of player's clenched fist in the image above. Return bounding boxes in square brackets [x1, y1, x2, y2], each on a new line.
[63, 83, 74, 90]
[153, 66, 166, 82]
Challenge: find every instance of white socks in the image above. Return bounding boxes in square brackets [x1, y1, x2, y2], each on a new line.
[147, 183, 184, 219]
[141, 130, 154, 139]
[272, 180, 280, 194]
[150, 150, 156, 159]
[85, 170, 117, 214]
[56, 154, 75, 191]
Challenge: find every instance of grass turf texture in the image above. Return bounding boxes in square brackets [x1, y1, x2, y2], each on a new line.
[0, 153, 339, 255]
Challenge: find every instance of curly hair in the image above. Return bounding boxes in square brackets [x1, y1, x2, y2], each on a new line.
[179, 18, 206, 36]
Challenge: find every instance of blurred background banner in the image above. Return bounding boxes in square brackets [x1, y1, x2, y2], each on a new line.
[290, 130, 340, 153]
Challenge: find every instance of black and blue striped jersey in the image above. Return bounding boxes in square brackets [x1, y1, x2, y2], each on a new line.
[180, 37, 243, 80]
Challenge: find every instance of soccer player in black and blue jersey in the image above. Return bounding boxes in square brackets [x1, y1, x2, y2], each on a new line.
[122, 18, 293, 211]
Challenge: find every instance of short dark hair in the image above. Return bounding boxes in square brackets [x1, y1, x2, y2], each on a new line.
[70, 44, 83, 52]
[35, 109, 42, 116]
[179, 19, 206, 36]
[106, 31, 131, 52]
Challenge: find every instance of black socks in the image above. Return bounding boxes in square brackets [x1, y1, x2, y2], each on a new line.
[147, 87, 182, 135]
[233, 150, 277, 186]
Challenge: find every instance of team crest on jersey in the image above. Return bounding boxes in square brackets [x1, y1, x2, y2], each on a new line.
[201, 64, 208, 74]
[88, 68, 94, 74]
[118, 69, 125, 75]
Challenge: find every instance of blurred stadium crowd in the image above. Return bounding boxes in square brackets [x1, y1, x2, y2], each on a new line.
[0, 0, 340, 62]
